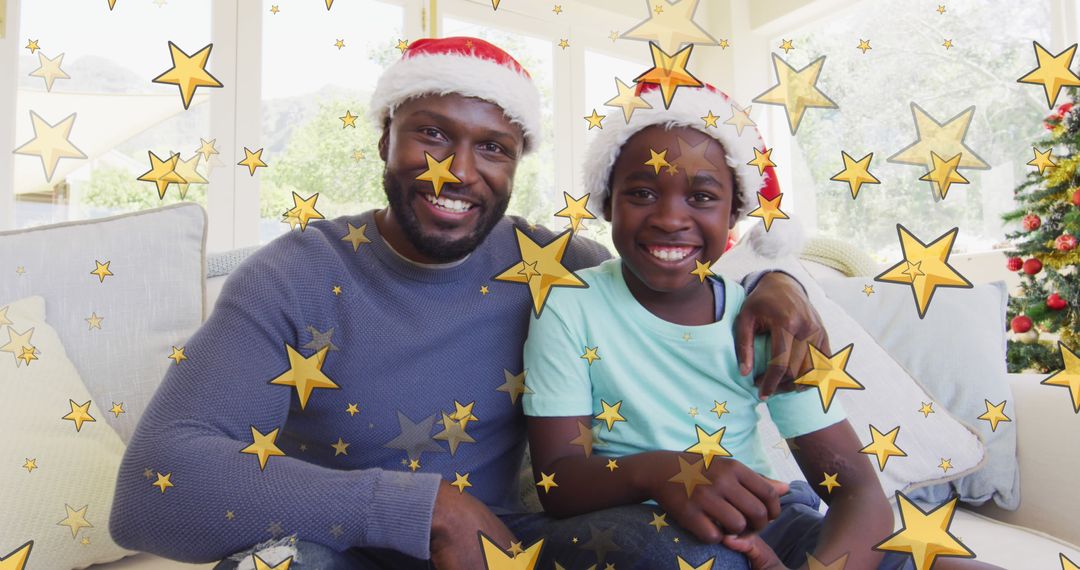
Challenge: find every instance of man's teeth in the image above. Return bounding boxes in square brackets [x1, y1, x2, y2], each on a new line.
[424, 194, 472, 213]
[647, 246, 694, 262]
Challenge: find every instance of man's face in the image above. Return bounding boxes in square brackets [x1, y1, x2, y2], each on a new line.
[604, 125, 737, 294]
[379, 93, 525, 262]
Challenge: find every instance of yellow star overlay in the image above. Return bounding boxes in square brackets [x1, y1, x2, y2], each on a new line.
[270, 5, 279, 14]
[646, 148, 671, 174]
[29, 51, 70, 92]
[552, 5, 563, 15]
[677, 555, 715, 570]
[341, 223, 371, 252]
[331, 437, 350, 456]
[674, 136, 719, 181]
[196, 138, 219, 161]
[873, 492, 975, 569]
[396, 39, 410, 53]
[887, 103, 989, 173]
[268, 344, 339, 410]
[819, 472, 841, 494]
[701, 110, 720, 128]
[23, 458, 38, 473]
[977, 399, 1011, 432]
[340, 110, 357, 127]
[449, 400, 479, 427]
[479, 533, 543, 570]
[26, 39, 40, 53]
[1017, 41, 1080, 109]
[606, 459, 619, 471]
[238, 147, 268, 176]
[580, 346, 601, 365]
[416, 152, 462, 198]
[595, 399, 626, 431]
[863, 285, 875, 297]
[919, 152, 969, 200]
[917, 402, 937, 418]
[859, 425, 907, 471]
[684, 425, 731, 469]
[939, 458, 953, 473]
[752, 54, 838, 135]
[1028, 146, 1058, 175]
[13, 111, 87, 183]
[149, 471, 170, 491]
[604, 77, 653, 124]
[807, 553, 849, 570]
[1, 326, 36, 368]
[241, 426, 287, 470]
[690, 260, 714, 283]
[620, 0, 718, 53]
[253, 554, 293, 570]
[0, 541, 33, 570]
[568, 421, 595, 458]
[779, 39, 794, 53]
[334, 39, 345, 50]
[858, 39, 872, 53]
[554, 192, 596, 233]
[936, 5, 945, 14]
[434, 412, 476, 455]
[724, 103, 755, 136]
[668, 456, 710, 497]
[494, 228, 587, 317]
[794, 343, 864, 413]
[283, 191, 324, 231]
[497, 369, 533, 405]
[1062, 553, 1080, 570]
[451, 472, 472, 493]
[747, 192, 789, 232]
[346, 403, 360, 416]
[62, 399, 96, 432]
[480, 285, 490, 295]
[164, 346, 186, 366]
[584, 109, 606, 130]
[747, 147, 775, 175]
[536, 472, 558, 494]
[875, 225, 972, 319]
[711, 401, 729, 418]
[942, 39, 953, 50]
[138, 151, 186, 199]
[1042, 341, 1080, 413]
[18, 346, 38, 367]
[57, 504, 92, 538]
[558, 39, 570, 50]
[633, 42, 704, 109]
[109, 402, 125, 417]
[830, 151, 880, 199]
[152, 42, 224, 110]
[173, 153, 208, 199]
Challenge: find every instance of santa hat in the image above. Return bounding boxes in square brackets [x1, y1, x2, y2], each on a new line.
[368, 36, 542, 153]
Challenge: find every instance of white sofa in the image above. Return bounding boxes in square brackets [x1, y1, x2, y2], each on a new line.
[88, 252, 1080, 570]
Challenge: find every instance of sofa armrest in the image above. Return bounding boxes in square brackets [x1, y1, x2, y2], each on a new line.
[964, 373, 1080, 546]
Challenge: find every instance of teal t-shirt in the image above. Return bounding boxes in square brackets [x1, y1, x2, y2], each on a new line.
[522, 258, 846, 479]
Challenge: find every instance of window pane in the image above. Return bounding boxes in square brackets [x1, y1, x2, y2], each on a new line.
[259, 0, 405, 244]
[13, 1, 212, 229]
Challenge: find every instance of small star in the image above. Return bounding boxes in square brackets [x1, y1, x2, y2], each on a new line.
[408, 458, 421, 471]
[465, 39, 474, 50]
[606, 459, 619, 472]
[943, 39, 953, 49]
[536, 472, 558, 493]
[584, 109, 605, 129]
[339, 110, 357, 127]
[334, 39, 345, 50]
[241, 427, 287, 470]
[552, 4, 562, 14]
[153, 472, 174, 493]
[451, 472, 472, 493]
[779, 39, 794, 53]
[608, 31, 619, 42]
[977, 399, 1011, 432]
[18, 346, 38, 366]
[81, 536, 91, 546]
[395, 39, 410, 53]
[875, 225, 972, 319]
[653, 3, 664, 14]
[794, 343, 864, 413]
[669, 456, 711, 497]
[15, 266, 26, 276]
[857, 39, 872, 53]
[109, 402, 125, 417]
[939, 458, 953, 473]
[1028, 146, 1058, 175]
[340, 222, 370, 252]
[1041, 341, 1080, 413]
[282, 191, 325, 231]
[57, 504, 93, 538]
[85, 312, 104, 330]
[682, 333, 692, 342]
[23, 458, 37, 473]
[237, 147, 268, 176]
[480, 285, 490, 295]
[168, 346, 187, 365]
[645, 149, 670, 174]
[345, 403, 360, 416]
[725, 103, 755, 136]
[507, 542, 524, 557]
[299, 444, 307, 452]
[143, 468, 154, 479]
[673, 537, 680, 544]
[648, 512, 669, 532]
[937, 5, 946, 14]
[919, 151, 969, 199]
[25, 39, 40, 53]
[595, 399, 626, 430]
[711, 401, 729, 418]
[226, 510, 235, 520]
[90, 260, 114, 283]
[863, 285, 875, 297]
[497, 368, 533, 405]
[719, 39, 730, 49]
[685, 425, 731, 468]
[859, 425, 907, 471]
[352, 149, 366, 161]
[332, 285, 342, 296]
[1018, 42, 1080, 109]
[581, 346, 601, 365]
[329, 524, 343, 538]
[331, 437, 350, 456]
[448, 400, 479, 427]
[820, 472, 841, 494]
[690, 259, 714, 283]
[559, 39, 570, 50]
[687, 407, 698, 418]
[747, 191, 789, 231]
[752, 54, 838, 135]
[634, 43, 703, 109]
[701, 110, 720, 128]
[571, 537, 579, 544]
[29, 51, 70, 92]
[919, 402, 935, 417]
[62, 399, 96, 432]
[270, 5, 279, 14]
[553, 191, 596, 233]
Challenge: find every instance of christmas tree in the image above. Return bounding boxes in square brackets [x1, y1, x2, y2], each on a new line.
[1002, 91, 1080, 373]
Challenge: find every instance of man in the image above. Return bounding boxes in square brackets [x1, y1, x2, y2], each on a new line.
[110, 37, 828, 569]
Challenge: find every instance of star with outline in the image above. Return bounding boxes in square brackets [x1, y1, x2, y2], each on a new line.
[859, 425, 907, 471]
[747, 147, 775, 175]
[196, 138, 219, 161]
[1028, 146, 1057, 175]
[919, 152, 969, 200]
[0, 541, 33, 570]
[339, 110, 357, 127]
[943, 39, 953, 50]
[433, 412, 477, 455]
[241, 426, 287, 470]
[700, 110, 720, 128]
[605, 78, 652, 123]
[416, 152, 462, 198]
[18, 346, 38, 367]
[669, 456, 710, 497]
[341, 222, 370, 251]
[302, 325, 338, 353]
[875, 225, 971, 319]
[887, 103, 989, 174]
[719, 39, 730, 49]
[331, 437, 350, 456]
[794, 343, 864, 413]
[581, 346, 601, 365]
[552, 4, 563, 14]
[724, 103, 756, 136]
[282, 191, 325, 231]
[480, 285, 490, 295]
[684, 425, 731, 468]
[106, 0, 117, 8]
[152, 42, 224, 109]
[595, 399, 626, 431]
[173, 153, 208, 199]
[270, 5, 279, 14]
[857, 39, 872, 53]
[584, 109, 606, 130]
[753, 54, 837, 135]
[820, 472, 841, 494]
[633, 43, 703, 109]
[334, 39, 345, 50]
[497, 369, 533, 405]
[109, 402, 125, 417]
[1017, 41, 1080, 109]
[138, 151, 186, 199]
[536, 472, 558, 494]
[690, 260, 714, 283]
[396, 39, 410, 53]
[677, 556, 715, 570]
[977, 399, 1011, 432]
[648, 512, 669, 532]
[936, 4, 946, 14]
[29, 51, 70, 91]
[494, 228, 587, 317]
[688, 407, 698, 418]
[384, 411, 445, 461]
[238, 147, 268, 176]
[23, 458, 38, 473]
[569, 421, 594, 457]
[939, 458, 953, 473]
[1062, 554, 1080, 570]
[352, 149, 366, 161]
[268, 344, 339, 409]
[408, 459, 421, 471]
[779, 39, 794, 53]
[919, 402, 935, 417]
[554, 192, 596, 233]
[710, 401, 729, 418]
[557, 39, 570, 49]
[451, 472, 472, 493]
[57, 504, 93, 538]
[153, 472, 174, 493]
[748, 192, 789, 231]
[830, 151, 880, 199]
[3, 326, 38, 368]
[25, 39, 40, 53]
[1041, 341, 1080, 413]
[863, 284, 875, 297]
[13, 111, 87, 182]
[62, 399, 96, 432]
[873, 492, 974, 569]
[479, 532, 543, 570]
[620, 0, 718, 53]
[253, 554, 293, 570]
[168, 345, 187, 364]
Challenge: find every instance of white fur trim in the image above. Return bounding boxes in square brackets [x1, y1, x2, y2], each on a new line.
[368, 53, 542, 153]
[746, 216, 806, 258]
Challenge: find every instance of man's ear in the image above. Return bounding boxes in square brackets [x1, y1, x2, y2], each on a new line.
[602, 193, 613, 222]
[378, 122, 390, 162]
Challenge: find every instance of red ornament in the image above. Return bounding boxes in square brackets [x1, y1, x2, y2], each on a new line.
[1011, 314, 1033, 333]
[1072, 187, 1080, 206]
[1023, 258, 1043, 275]
[1048, 293, 1068, 310]
[1006, 257, 1024, 272]
[1022, 214, 1042, 232]
[1056, 233, 1078, 252]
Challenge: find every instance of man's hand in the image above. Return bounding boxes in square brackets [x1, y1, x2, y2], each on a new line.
[735, 271, 830, 400]
[430, 480, 518, 570]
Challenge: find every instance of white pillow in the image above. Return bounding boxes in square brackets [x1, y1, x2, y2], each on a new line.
[0, 295, 134, 569]
[713, 240, 986, 501]
[0, 203, 206, 443]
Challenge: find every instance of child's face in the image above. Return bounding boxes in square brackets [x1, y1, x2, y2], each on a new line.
[603, 125, 737, 293]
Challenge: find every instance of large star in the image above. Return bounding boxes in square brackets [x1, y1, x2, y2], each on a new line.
[493, 228, 587, 317]
[1017, 41, 1080, 109]
[416, 152, 462, 198]
[554, 192, 596, 234]
[479, 533, 543, 570]
[620, 0, 718, 53]
[752, 54, 838, 135]
[595, 399, 626, 431]
[433, 412, 476, 455]
[859, 424, 907, 471]
[238, 147, 268, 176]
[0, 326, 37, 367]
[62, 399, 96, 432]
[674, 136, 721, 181]
[383, 411, 446, 461]
[1028, 146, 1058, 175]
[240, 426, 286, 470]
[747, 192, 789, 231]
[830, 151, 880, 199]
[684, 425, 731, 469]
[29, 51, 70, 91]
[875, 225, 972, 319]
[0, 541, 33, 570]
[137, 151, 186, 199]
[887, 103, 989, 175]
[1042, 341, 1080, 413]
[794, 343, 865, 413]
[57, 504, 93, 538]
[282, 191, 324, 231]
[873, 492, 974, 569]
[267, 344, 339, 410]
[633, 43, 704, 109]
[604, 77, 653, 123]
[919, 152, 968, 200]
[152, 42, 224, 109]
[13, 111, 87, 182]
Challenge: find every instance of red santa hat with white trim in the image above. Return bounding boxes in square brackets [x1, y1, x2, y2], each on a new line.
[368, 36, 542, 153]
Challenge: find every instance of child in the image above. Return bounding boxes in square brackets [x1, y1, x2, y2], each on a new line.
[522, 84, 1002, 570]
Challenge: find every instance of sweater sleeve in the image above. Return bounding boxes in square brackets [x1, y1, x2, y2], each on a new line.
[109, 240, 441, 563]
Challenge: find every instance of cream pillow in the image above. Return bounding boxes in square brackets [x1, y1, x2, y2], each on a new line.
[0, 296, 133, 569]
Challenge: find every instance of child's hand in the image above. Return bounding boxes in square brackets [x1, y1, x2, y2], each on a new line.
[722, 533, 788, 570]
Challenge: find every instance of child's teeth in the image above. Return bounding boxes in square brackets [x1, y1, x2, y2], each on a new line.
[648, 247, 692, 261]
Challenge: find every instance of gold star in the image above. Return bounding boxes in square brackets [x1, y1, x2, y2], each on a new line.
[583, 109, 606, 130]
[168, 345, 187, 365]
[416, 152, 462, 198]
[107, 0, 117, 8]
[633, 43, 703, 109]
[552, 4, 562, 14]
[936, 4, 946, 14]
[433, 412, 477, 455]
[559, 39, 570, 50]
[331, 437, 350, 456]
[339, 110, 358, 128]
[282, 191, 324, 231]
[334, 39, 345, 50]
[807, 553, 849, 570]
[196, 138, 219, 161]
[919, 402, 935, 417]
[710, 401, 729, 418]
[977, 399, 1011, 432]
[747, 146, 776, 175]
[324, 0, 334, 9]
[446, 400, 478, 427]
[15, 267, 26, 276]
[331, 285, 342, 295]
[17, 346, 38, 367]
[554, 192, 596, 234]
[863, 284, 875, 297]
[676, 555, 714, 570]
[685, 425, 732, 469]
[1, 326, 36, 367]
[152, 42, 224, 109]
[875, 225, 971, 319]
[269, 344, 339, 410]
[794, 343, 864, 413]
[648, 512, 669, 532]
[173, 153, 208, 199]
[943, 39, 953, 49]
[137, 151, 186, 199]
[752, 54, 838, 135]
[654, 3, 664, 13]
[1062, 554, 1080, 570]
[479, 533, 543, 569]
[396, 39, 410, 53]
[241, 426, 287, 470]
[0, 541, 33, 570]
[340, 223, 371, 252]
[564, 421, 595, 458]
[939, 458, 953, 473]
[497, 369, 533, 405]
[645, 148, 671, 174]
[451, 472, 472, 493]
[859, 425, 907, 471]
[581, 346, 601, 365]
[779, 39, 794, 53]
[820, 472, 841, 494]
[665, 162, 680, 176]
[1018, 42, 1080, 108]
[23, 459, 38, 473]
[62, 399, 96, 432]
[57, 504, 93, 538]
[480, 285, 490, 295]
[253, 554, 293, 570]
[26, 39, 40, 53]
[13, 111, 87, 182]
[888, 103, 988, 174]
[874, 492, 974, 569]
[688, 407, 699, 418]
[507, 542, 524, 557]
[345, 403, 360, 416]
[668, 456, 710, 497]
[29, 51, 70, 91]
[109, 402, 125, 417]
[689, 259, 714, 283]
[352, 149, 366, 161]
[747, 192, 789, 232]
[238, 147, 268, 176]
[153, 472, 174, 493]
[1028, 146, 1058, 175]
[857, 39, 872, 53]
[606, 459, 619, 472]
[919, 152, 969, 200]
[595, 399, 626, 431]
[494, 228, 587, 317]
[830, 151, 880, 199]
[724, 103, 756, 136]
[1042, 341, 1080, 413]
[621, 0, 718, 53]
[604, 76, 652, 123]
[270, 5, 279, 14]
[408, 459, 421, 471]
[536, 472, 558, 494]
[700, 110, 720, 128]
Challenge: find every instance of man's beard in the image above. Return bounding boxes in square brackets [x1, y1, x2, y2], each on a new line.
[383, 168, 511, 263]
